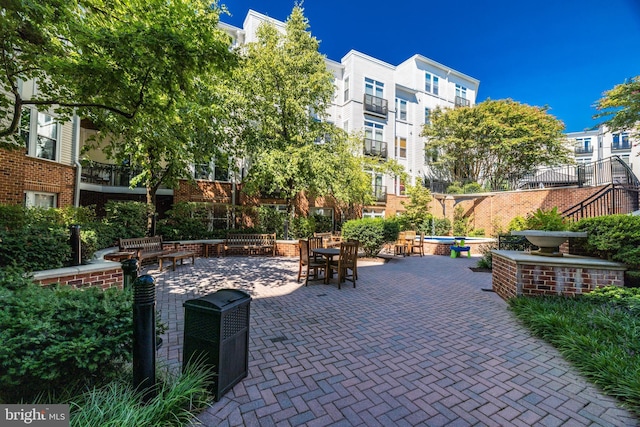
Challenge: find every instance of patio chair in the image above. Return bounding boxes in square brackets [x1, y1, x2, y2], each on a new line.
[394, 232, 408, 256]
[308, 236, 324, 262]
[328, 241, 359, 289]
[298, 239, 326, 285]
[410, 232, 425, 257]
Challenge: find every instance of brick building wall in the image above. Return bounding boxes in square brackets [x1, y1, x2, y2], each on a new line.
[0, 148, 75, 207]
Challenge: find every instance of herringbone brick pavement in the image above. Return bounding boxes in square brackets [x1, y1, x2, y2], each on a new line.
[147, 254, 638, 426]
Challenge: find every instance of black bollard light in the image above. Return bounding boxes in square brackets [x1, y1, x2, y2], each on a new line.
[121, 259, 138, 292]
[132, 274, 156, 402]
[69, 224, 81, 266]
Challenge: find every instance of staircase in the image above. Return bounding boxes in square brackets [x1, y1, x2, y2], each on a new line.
[563, 156, 640, 221]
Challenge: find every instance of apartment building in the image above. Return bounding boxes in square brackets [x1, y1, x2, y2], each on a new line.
[225, 10, 480, 218]
[567, 126, 639, 177]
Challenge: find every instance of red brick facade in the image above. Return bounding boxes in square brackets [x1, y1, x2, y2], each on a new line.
[0, 148, 75, 207]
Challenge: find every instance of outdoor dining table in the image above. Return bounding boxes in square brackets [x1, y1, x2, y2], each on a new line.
[311, 247, 340, 283]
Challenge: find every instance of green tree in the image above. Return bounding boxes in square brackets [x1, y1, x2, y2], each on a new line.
[595, 76, 640, 134]
[422, 99, 570, 190]
[399, 184, 432, 230]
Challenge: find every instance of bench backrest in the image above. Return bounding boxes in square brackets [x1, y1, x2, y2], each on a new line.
[119, 236, 163, 253]
[225, 234, 276, 245]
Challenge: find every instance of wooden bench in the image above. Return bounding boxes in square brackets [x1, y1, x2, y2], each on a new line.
[118, 236, 178, 265]
[158, 251, 196, 271]
[314, 232, 342, 248]
[224, 233, 276, 256]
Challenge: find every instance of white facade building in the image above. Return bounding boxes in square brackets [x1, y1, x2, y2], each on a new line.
[567, 126, 639, 177]
[222, 10, 480, 217]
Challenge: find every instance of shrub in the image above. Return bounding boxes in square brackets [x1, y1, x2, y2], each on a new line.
[507, 215, 527, 231]
[157, 202, 214, 240]
[255, 206, 287, 237]
[0, 284, 133, 402]
[453, 205, 471, 236]
[289, 216, 315, 239]
[0, 222, 70, 271]
[469, 228, 485, 237]
[104, 201, 149, 238]
[341, 218, 399, 257]
[476, 242, 496, 269]
[571, 214, 640, 269]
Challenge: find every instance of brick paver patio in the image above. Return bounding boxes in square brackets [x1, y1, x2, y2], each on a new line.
[146, 254, 638, 426]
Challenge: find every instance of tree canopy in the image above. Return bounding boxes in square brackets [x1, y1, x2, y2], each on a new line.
[421, 99, 569, 190]
[595, 76, 640, 134]
[238, 5, 402, 216]
[1, 0, 236, 149]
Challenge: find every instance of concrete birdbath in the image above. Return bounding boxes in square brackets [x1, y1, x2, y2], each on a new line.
[511, 230, 588, 257]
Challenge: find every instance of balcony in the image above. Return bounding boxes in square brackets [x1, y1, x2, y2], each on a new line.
[80, 161, 144, 187]
[363, 138, 388, 158]
[454, 96, 470, 108]
[373, 185, 387, 202]
[363, 94, 388, 118]
[574, 146, 593, 155]
[612, 143, 631, 152]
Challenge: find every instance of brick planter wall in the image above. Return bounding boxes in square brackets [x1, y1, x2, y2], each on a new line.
[492, 250, 625, 301]
[33, 265, 123, 290]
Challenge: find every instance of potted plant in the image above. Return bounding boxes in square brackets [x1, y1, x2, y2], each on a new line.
[510, 207, 586, 256]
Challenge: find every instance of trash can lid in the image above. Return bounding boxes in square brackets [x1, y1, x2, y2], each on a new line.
[184, 289, 251, 310]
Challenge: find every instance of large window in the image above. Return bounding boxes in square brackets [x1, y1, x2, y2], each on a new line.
[455, 84, 467, 99]
[395, 136, 407, 158]
[425, 72, 439, 96]
[194, 162, 229, 181]
[613, 132, 630, 150]
[22, 108, 60, 161]
[396, 98, 407, 121]
[365, 77, 384, 97]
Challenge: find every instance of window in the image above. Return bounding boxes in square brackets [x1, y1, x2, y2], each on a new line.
[455, 84, 467, 99]
[24, 191, 56, 208]
[396, 98, 407, 121]
[22, 108, 60, 161]
[343, 120, 349, 132]
[194, 162, 229, 181]
[613, 132, 630, 149]
[364, 121, 384, 141]
[365, 77, 384, 97]
[575, 137, 592, 154]
[395, 136, 407, 158]
[343, 77, 349, 102]
[36, 112, 58, 160]
[363, 208, 385, 218]
[424, 107, 430, 125]
[398, 178, 406, 196]
[425, 73, 439, 95]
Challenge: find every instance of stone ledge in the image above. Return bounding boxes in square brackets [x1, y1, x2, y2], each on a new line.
[492, 250, 626, 270]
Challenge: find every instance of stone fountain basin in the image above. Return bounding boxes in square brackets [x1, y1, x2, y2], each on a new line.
[511, 230, 587, 249]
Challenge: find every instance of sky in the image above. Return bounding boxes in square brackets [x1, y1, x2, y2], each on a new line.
[221, 0, 640, 133]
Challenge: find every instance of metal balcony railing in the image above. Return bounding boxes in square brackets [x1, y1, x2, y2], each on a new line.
[80, 161, 144, 187]
[575, 145, 594, 155]
[363, 138, 388, 158]
[363, 94, 388, 117]
[373, 185, 387, 202]
[612, 143, 632, 152]
[454, 96, 470, 108]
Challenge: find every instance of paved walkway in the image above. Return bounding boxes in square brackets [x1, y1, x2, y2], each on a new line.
[147, 254, 638, 426]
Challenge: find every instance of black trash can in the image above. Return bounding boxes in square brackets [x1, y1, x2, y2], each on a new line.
[183, 289, 251, 401]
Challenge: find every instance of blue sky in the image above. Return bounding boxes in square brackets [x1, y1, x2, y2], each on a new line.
[222, 0, 640, 133]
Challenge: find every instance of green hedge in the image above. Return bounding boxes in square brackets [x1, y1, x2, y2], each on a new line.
[571, 214, 640, 269]
[341, 218, 399, 257]
[0, 283, 133, 402]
